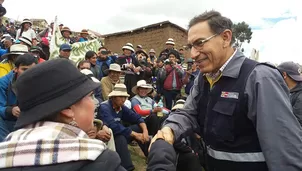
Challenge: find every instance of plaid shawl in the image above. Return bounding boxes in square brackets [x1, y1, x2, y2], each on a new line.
[0, 121, 107, 169]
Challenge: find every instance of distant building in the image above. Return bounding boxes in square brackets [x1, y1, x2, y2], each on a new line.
[103, 21, 188, 55]
[30, 19, 48, 30]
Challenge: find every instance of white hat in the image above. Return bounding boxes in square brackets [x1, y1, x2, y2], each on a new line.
[1, 34, 14, 43]
[80, 69, 100, 83]
[166, 38, 175, 45]
[126, 43, 134, 48]
[108, 84, 130, 97]
[19, 36, 32, 47]
[149, 49, 156, 53]
[107, 63, 122, 72]
[131, 80, 153, 95]
[122, 44, 135, 53]
[171, 99, 185, 111]
[1, 44, 28, 59]
[21, 19, 32, 26]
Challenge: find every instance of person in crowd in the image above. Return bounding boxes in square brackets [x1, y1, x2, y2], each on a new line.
[98, 84, 149, 171]
[178, 48, 185, 64]
[0, 34, 13, 57]
[85, 50, 100, 79]
[136, 49, 153, 83]
[278, 61, 302, 126]
[151, 10, 302, 171]
[78, 29, 89, 42]
[59, 23, 64, 30]
[136, 45, 143, 51]
[148, 49, 157, 63]
[100, 63, 122, 101]
[183, 59, 200, 95]
[0, 59, 126, 170]
[159, 38, 181, 63]
[161, 51, 184, 109]
[0, 44, 28, 77]
[116, 43, 142, 98]
[38, 37, 50, 60]
[77, 60, 91, 70]
[154, 58, 165, 96]
[15, 19, 37, 45]
[29, 46, 45, 63]
[61, 27, 75, 44]
[96, 46, 116, 80]
[131, 80, 169, 136]
[0, 54, 37, 142]
[57, 43, 72, 59]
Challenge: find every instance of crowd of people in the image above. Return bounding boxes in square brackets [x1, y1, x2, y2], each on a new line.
[0, 6, 302, 171]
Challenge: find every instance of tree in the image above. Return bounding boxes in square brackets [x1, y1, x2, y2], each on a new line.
[232, 21, 253, 52]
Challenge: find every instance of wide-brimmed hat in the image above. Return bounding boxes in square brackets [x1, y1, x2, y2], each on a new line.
[149, 49, 156, 53]
[19, 36, 32, 47]
[21, 19, 32, 26]
[30, 46, 45, 57]
[80, 69, 100, 83]
[131, 80, 153, 95]
[1, 44, 28, 59]
[137, 45, 142, 49]
[1, 34, 15, 43]
[278, 61, 302, 82]
[166, 38, 175, 45]
[106, 63, 122, 73]
[80, 29, 89, 35]
[61, 27, 72, 34]
[171, 99, 185, 111]
[122, 43, 135, 53]
[15, 59, 100, 129]
[135, 49, 148, 58]
[108, 84, 130, 97]
[126, 43, 134, 48]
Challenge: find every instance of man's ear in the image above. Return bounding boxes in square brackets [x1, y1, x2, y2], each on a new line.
[60, 108, 74, 119]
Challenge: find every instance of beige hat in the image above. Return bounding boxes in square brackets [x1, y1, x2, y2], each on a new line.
[1, 44, 28, 59]
[166, 38, 175, 45]
[80, 69, 100, 83]
[122, 44, 135, 53]
[149, 49, 156, 53]
[126, 43, 134, 48]
[21, 19, 32, 26]
[171, 99, 185, 111]
[131, 80, 153, 95]
[107, 63, 122, 72]
[108, 84, 130, 97]
[19, 36, 32, 47]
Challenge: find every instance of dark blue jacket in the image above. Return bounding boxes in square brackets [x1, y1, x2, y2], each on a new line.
[98, 100, 144, 139]
[0, 71, 17, 120]
[96, 56, 116, 79]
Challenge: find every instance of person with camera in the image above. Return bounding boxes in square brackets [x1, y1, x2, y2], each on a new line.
[183, 58, 200, 95]
[96, 46, 116, 80]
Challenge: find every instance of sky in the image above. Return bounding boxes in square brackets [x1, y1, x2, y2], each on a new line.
[3, 0, 301, 64]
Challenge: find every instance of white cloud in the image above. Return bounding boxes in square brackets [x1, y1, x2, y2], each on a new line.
[2, 0, 301, 64]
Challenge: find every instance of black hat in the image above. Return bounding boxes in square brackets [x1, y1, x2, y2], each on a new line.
[15, 59, 100, 129]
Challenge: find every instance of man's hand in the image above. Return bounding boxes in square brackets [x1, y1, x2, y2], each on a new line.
[96, 130, 111, 142]
[149, 127, 174, 151]
[87, 128, 97, 139]
[131, 131, 145, 143]
[12, 106, 20, 117]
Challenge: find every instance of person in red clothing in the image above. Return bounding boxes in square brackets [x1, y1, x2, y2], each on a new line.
[130, 80, 169, 136]
[29, 46, 45, 63]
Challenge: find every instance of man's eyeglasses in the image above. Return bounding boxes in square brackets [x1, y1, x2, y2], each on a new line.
[186, 34, 217, 50]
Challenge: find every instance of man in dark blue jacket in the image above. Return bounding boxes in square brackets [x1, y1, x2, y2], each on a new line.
[98, 83, 149, 171]
[0, 53, 37, 142]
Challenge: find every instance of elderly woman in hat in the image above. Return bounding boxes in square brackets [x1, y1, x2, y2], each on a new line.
[116, 43, 142, 98]
[98, 83, 149, 170]
[0, 59, 126, 171]
[131, 80, 170, 136]
[78, 29, 89, 42]
[15, 19, 37, 46]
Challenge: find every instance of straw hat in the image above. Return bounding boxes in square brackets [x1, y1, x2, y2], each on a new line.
[19, 36, 32, 47]
[1, 44, 28, 59]
[80, 29, 89, 35]
[108, 84, 130, 97]
[171, 99, 185, 111]
[80, 69, 100, 83]
[126, 43, 134, 48]
[21, 19, 32, 26]
[61, 27, 72, 34]
[131, 80, 153, 95]
[149, 49, 156, 53]
[106, 63, 122, 73]
[166, 38, 175, 45]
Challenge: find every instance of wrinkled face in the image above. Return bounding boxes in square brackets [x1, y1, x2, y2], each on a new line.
[112, 96, 127, 107]
[123, 49, 132, 56]
[79, 62, 91, 70]
[62, 31, 71, 38]
[14, 63, 36, 76]
[88, 54, 97, 65]
[188, 21, 232, 73]
[60, 49, 71, 58]
[71, 92, 95, 133]
[137, 87, 150, 97]
[108, 70, 121, 82]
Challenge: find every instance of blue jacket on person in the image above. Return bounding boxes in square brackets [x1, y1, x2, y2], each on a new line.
[0, 71, 17, 120]
[98, 99, 144, 139]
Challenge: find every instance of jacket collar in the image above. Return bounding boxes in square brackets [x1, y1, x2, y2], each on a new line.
[221, 50, 246, 78]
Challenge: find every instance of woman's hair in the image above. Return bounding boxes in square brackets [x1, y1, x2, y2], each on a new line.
[20, 19, 30, 37]
[85, 51, 97, 60]
[77, 60, 90, 69]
